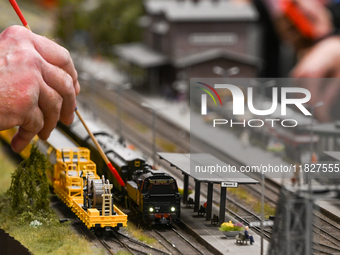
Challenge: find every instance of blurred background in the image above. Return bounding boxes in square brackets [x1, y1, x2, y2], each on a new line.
[1, 0, 315, 94]
[3, 0, 340, 165]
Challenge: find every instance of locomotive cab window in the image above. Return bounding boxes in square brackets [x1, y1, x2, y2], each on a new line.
[149, 179, 177, 194]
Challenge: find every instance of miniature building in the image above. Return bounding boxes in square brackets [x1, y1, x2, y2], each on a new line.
[304, 121, 340, 160]
[114, 0, 261, 93]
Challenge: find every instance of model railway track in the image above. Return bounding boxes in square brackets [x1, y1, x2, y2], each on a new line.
[116, 232, 170, 255]
[98, 239, 116, 255]
[201, 185, 273, 240]
[82, 84, 189, 154]
[313, 242, 340, 255]
[100, 231, 171, 255]
[77, 86, 278, 236]
[312, 211, 340, 254]
[77, 91, 278, 233]
[151, 227, 205, 255]
[242, 182, 280, 205]
[77, 78, 340, 252]
[171, 227, 205, 255]
[53, 200, 133, 255]
[78, 83, 282, 202]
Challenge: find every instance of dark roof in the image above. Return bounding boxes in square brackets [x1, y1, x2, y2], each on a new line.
[304, 122, 340, 136]
[113, 43, 169, 68]
[114, 42, 261, 69]
[158, 152, 258, 184]
[145, 0, 258, 22]
[324, 151, 340, 161]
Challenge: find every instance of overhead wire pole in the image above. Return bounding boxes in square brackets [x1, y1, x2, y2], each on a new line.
[8, 0, 125, 187]
[141, 103, 157, 168]
[306, 101, 324, 185]
[249, 79, 276, 147]
[106, 83, 131, 139]
[117, 83, 131, 138]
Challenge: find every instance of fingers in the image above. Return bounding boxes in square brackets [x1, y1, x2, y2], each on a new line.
[291, 37, 340, 78]
[11, 107, 44, 153]
[291, 52, 329, 78]
[37, 81, 64, 140]
[0, 26, 80, 153]
[30, 32, 80, 95]
[11, 79, 67, 152]
[41, 61, 76, 125]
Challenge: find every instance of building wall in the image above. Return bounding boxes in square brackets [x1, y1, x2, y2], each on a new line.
[143, 14, 258, 59]
[170, 21, 252, 59]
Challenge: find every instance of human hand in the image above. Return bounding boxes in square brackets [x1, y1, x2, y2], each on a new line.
[0, 26, 80, 152]
[274, 0, 333, 54]
[295, 0, 333, 40]
[291, 36, 340, 78]
[291, 36, 340, 122]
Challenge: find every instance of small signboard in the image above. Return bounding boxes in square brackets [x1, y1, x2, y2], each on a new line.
[249, 220, 274, 228]
[221, 181, 238, 188]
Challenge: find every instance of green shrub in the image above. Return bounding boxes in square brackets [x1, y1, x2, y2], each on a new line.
[219, 221, 244, 232]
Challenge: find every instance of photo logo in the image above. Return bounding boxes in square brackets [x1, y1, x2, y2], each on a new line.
[199, 84, 311, 116]
[196, 82, 222, 115]
[196, 82, 312, 128]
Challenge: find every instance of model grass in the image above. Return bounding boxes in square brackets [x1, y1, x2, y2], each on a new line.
[0, 144, 17, 194]
[227, 187, 276, 218]
[126, 223, 157, 245]
[0, 144, 105, 255]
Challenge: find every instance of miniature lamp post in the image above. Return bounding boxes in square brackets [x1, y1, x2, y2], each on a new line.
[307, 101, 324, 185]
[249, 79, 276, 147]
[140, 103, 169, 169]
[118, 83, 131, 137]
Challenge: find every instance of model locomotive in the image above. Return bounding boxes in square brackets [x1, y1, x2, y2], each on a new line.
[58, 117, 181, 225]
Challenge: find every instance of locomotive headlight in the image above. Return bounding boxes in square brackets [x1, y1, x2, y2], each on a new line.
[149, 207, 154, 212]
[171, 207, 176, 212]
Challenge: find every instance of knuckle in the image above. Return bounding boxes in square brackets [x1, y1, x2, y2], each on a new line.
[54, 95, 63, 115]
[2, 25, 28, 38]
[37, 121, 45, 133]
[60, 47, 71, 66]
[32, 112, 44, 132]
[63, 74, 76, 98]
[46, 90, 63, 116]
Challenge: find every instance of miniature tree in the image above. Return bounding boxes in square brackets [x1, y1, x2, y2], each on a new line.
[6, 145, 51, 214]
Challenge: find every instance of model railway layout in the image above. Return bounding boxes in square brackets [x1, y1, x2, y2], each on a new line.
[0, 128, 127, 232]
[58, 118, 181, 225]
[1, 115, 181, 228]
